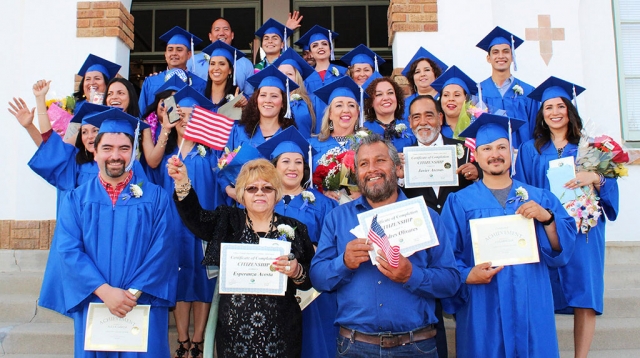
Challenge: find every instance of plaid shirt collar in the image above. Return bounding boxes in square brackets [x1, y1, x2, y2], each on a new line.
[98, 170, 134, 205]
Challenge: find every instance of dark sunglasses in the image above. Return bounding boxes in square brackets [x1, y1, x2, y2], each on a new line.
[244, 185, 276, 194]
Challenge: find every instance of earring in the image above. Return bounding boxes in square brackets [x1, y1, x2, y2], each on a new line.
[354, 123, 359, 132]
[329, 120, 334, 132]
[541, 121, 548, 129]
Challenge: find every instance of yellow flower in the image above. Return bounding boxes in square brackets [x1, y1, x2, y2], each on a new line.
[614, 164, 628, 177]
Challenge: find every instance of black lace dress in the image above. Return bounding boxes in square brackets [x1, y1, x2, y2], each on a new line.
[174, 190, 315, 358]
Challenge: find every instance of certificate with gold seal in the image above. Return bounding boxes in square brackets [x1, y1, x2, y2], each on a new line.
[219, 243, 287, 296]
[403, 145, 459, 188]
[469, 215, 539, 267]
[84, 303, 150, 352]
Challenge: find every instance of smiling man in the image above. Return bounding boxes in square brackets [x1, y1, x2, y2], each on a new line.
[477, 27, 539, 148]
[138, 26, 207, 114]
[440, 113, 576, 358]
[311, 134, 460, 357]
[46, 108, 179, 357]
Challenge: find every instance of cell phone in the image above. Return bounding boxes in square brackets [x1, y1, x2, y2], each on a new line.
[164, 96, 181, 124]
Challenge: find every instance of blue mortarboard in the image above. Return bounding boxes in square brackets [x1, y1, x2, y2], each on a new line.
[247, 65, 299, 92]
[255, 18, 293, 43]
[273, 48, 316, 80]
[78, 54, 121, 80]
[159, 26, 202, 48]
[476, 26, 524, 52]
[362, 71, 383, 91]
[70, 103, 110, 125]
[173, 86, 216, 111]
[341, 44, 385, 73]
[295, 25, 339, 60]
[84, 108, 150, 172]
[219, 145, 264, 185]
[401, 47, 448, 78]
[154, 75, 188, 95]
[529, 76, 586, 105]
[257, 126, 318, 160]
[460, 113, 525, 147]
[315, 77, 369, 128]
[430, 65, 478, 95]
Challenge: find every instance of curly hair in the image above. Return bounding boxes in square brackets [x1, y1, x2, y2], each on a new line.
[364, 77, 405, 121]
[239, 88, 296, 137]
[533, 97, 583, 153]
[405, 58, 443, 94]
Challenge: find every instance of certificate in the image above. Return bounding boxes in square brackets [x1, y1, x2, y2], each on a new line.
[357, 196, 439, 259]
[296, 288, 321, 310]
[469, 214, 539, 267]
[403, 146, 459, 188]
[547, 157, 577, 204]
[84, 303, 150, 352]
[219, 243, 287, 296]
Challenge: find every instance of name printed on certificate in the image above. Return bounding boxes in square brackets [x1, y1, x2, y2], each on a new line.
[403, 145, 459, 188]
[84, 303, 150, 352]
[219, 243, 287, 296]
[469, 214, 539, 267]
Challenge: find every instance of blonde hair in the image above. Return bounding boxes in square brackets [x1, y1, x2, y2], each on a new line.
[235, 159, 283, 205]
[317, 100, 361, 142]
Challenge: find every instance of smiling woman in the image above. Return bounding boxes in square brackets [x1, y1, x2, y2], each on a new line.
[104, 78, 140, 117]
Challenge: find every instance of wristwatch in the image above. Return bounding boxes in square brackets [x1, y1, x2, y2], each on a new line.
[540, 208, 555, 226]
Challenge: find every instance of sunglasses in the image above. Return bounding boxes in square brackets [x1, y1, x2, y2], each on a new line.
[244, 185, 276, 194]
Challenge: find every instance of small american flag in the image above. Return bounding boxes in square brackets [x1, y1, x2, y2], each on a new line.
[183, 105, 234, 150]
[464, 137, 476, 162]
[368, 215, 400, 268]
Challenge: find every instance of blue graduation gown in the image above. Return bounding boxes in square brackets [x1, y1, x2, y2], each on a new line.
[363, 118, 415, 152]
[515, 140, 619, 314]
[440, 180, 576, 358]
[308, 136, 353, 173]
[479, 77, 539, 148]
[304, 65, 347, 134]
[290, 98, 315, 139]
[155, 145, 224, 302]
[274, 189, 338, 358]
[51, 173, 178, 357]
[29, 132, 147, 315]
[138, 69, 207, 114]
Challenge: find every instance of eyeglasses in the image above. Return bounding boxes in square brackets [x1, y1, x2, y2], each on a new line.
[244, 185, 276, 194]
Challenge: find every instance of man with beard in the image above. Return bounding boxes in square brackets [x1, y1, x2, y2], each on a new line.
[310, 134, 460, 357]
[440, 113, 575, 358]
[48, 108, 179, 357]
[403, 95, 478, 214]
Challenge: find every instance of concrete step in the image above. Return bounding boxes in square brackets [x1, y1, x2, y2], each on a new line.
[0, 294, 72, 324]
[556, 316, 640, 351]
[0, 272, 43, 295]
[0, 355, 73, 358]
[603, 288, 640, 317]
[0, 251, 49, 273]
[604, 264, 640, 289]
[560, 349, 640, 358]
[605, 242, 640, 265]
[0, 323, 74, 354]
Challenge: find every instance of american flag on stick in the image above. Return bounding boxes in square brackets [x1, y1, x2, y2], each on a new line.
[464, 137, 476, 162]
[368, 215, 400, 268]
[183, 105, 234, 150]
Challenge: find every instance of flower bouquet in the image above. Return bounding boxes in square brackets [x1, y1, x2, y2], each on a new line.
[576, 135, 629, 178]
[312, 147, 358, 194]
[563, 186, 602, 237]
[217, 146, 241, 169]
[46, 96, 76, 137]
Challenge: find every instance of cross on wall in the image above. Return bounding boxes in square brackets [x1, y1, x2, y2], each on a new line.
[525, 15, 565, 65]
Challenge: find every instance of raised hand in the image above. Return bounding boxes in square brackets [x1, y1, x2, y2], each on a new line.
[286, 11, 303, 30]
[32, 80, 51, 98]
[8, 97, 35, 128]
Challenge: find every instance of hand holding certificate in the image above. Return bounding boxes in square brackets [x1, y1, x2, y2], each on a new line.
[85, 303, 150, 352]
[219, 243, 288, 296]
[469, 214, 539, 267]
[403, 146, 459, 188]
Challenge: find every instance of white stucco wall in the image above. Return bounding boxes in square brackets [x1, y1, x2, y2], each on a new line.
[1, 0, 130, 220]
[393, 0, 638, 240]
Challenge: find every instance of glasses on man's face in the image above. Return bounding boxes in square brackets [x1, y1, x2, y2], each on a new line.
[244, 185, 276, 194]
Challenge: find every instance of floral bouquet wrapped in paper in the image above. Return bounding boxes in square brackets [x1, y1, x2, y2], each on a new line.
[563, 186, 602, 236]
[217, 146, 241, 169]
[312, 130, 370, 193]
[576, 135, 629, 178]
[46, 96, 76, 137]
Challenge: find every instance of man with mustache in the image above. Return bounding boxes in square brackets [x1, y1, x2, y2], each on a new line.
[48, 108, 179, 357]
[311, 134, 460, 357]
[401, 95, 478, 357]
[440, 114, 576, 358]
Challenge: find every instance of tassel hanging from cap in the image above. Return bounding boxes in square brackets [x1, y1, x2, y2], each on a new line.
[511, 35, 518, 72]
[508, 119, 516, 177]
[329, 30, 335, 61]
[125, 121, 140, 172]
[476, 83, 485, 112]
[233, 51, 238, 86]
[285, 78, 292, 119]
[572, 85, 579, 114]
[190, 37, 196, 74]
[374, 56, 379, 73]
[283, 28, 288, 51]
[359, 86, 365, 128]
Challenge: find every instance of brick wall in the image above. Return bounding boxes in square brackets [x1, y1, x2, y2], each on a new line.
[77, 1, 135, 50]
[0, 220, 56, 250]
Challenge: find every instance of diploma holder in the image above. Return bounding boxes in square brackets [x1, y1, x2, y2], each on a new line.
[469, 214, 539, 267]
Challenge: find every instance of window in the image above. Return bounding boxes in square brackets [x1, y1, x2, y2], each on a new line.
[614, 0, 640, 141]
[129, 1, 259, 87]
[293, 1, 392, 75]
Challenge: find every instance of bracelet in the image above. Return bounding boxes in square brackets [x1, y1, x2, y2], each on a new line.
[176, 193, 188, 201]
[540, 208, 555, 226]
[293, 264, 306, 284]
[37, 112, 47, 115]
[292, 263, 303, 279]
[175, 179, 192, 194]
[598, 173, 606, 186]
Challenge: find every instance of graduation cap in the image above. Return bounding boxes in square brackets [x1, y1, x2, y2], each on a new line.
[476, 26, 524, 71]
[70, 103, 111, 125]
[361, 71, 383, 91]
[173, 86, 216, 111]
[430, 65, 478, 96]
[154, 75, 188, 95]
[295, 25, 339, 61]
[256, 18, 293, 50]
[273, 47, 315, 80]
[78, 54, 121, 81]
[218, 145, 264, 186]
[401, 47, 448, 78]
[257, 127, 317, 187]
[314, 76, 369, 127]
[160, 26, 202, 73]
[202, 40, 247, 86]
[84, 108, 150, 172]
[247, 66, 299, 119]
[341, 44, 385, 73]
[459, 113, 526, 176]
[529, 76, 586, 112]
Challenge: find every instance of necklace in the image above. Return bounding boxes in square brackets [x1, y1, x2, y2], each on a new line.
[557, 146, 565, 159]
[245, 210, 277, 238]
[333, 135, 348, 142]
